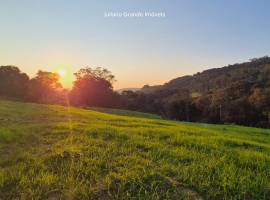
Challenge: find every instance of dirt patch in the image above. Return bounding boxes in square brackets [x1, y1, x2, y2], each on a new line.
[168, 178, 203, 200]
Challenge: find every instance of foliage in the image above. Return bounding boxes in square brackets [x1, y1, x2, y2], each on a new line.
[25, 70, 62, 103]
[3, 56, 270, 128]
[69, 67, 117, 107]
[127, 56, 270, 128]
[143, 56, 270, 93]
[0, 66, 29, 100]
[1, 100, 270, 199]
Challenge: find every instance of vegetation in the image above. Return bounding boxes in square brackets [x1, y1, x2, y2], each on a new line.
[86, 107, 163, 120]
[1, 100, 270, 199]
[142, 56, 270, 93]
[2, 55, 270, 128]
[0, 66, 29, 100]
[122, 56, 270, 128]
[26, 70, 62, 103]
[69, 67, 117, 107]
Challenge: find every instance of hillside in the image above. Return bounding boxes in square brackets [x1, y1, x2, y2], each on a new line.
[85, 107, 163, 119]
[141, 56, 270, 93]
[0, 100, 270, 199]
[134, 56, 270, 128]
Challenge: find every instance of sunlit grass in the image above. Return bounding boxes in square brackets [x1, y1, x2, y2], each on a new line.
[0, 100, 269, 199]
[191, 93, 202, 98]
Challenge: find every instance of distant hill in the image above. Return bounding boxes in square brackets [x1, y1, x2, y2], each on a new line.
[122, 56, 270, 128]
[115, 88, 141, 93]
[141, 56, 270, 93]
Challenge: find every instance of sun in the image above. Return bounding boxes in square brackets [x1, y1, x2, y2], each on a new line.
[58, 69, 66, 77]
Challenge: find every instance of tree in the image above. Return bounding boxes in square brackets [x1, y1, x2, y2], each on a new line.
[0, 66, 29, 100]
[69, 67, 116, 107]
[26, 70, 62, 103]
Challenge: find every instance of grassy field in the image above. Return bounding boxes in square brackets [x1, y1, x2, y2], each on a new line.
[0, 100, 270, 200]
[85, 107, 163, 120]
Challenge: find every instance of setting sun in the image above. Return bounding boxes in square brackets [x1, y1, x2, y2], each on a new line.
[58, 69, 66, 77]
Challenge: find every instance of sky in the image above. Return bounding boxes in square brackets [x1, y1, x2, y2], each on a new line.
[1, 0, 270, 89]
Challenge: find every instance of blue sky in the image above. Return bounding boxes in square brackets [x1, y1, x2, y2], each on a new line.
[1, 0, 270, 89]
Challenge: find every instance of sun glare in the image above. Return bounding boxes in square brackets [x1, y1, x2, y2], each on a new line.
[58, 69, 66, 77]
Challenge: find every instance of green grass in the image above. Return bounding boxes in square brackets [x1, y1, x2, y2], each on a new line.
[84, 107, 163, 120]
[0, 100, 270, 200]
[191, 93, 202, 98]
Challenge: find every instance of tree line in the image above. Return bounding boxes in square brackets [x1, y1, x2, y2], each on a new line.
[1, 56, 270, 128]
[127, 56, 270, 128]
[0, 66, 120, 107]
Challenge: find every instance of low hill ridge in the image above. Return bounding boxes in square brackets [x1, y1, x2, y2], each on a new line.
[142, 56, 270, 93]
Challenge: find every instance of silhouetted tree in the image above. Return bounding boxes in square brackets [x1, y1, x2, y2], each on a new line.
[69, 67, 116, 107]
[26, 70, 62, 103]
[0, 66, 29, 100]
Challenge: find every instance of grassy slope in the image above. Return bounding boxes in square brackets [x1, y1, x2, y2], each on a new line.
[85, 107, 163, 120]
[0, 100, 270, 200]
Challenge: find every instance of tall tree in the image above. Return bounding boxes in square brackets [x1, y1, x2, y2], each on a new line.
[26, 70, 62, 103]
[69, 67, 116, 106]
[0, 66, 29, 100]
